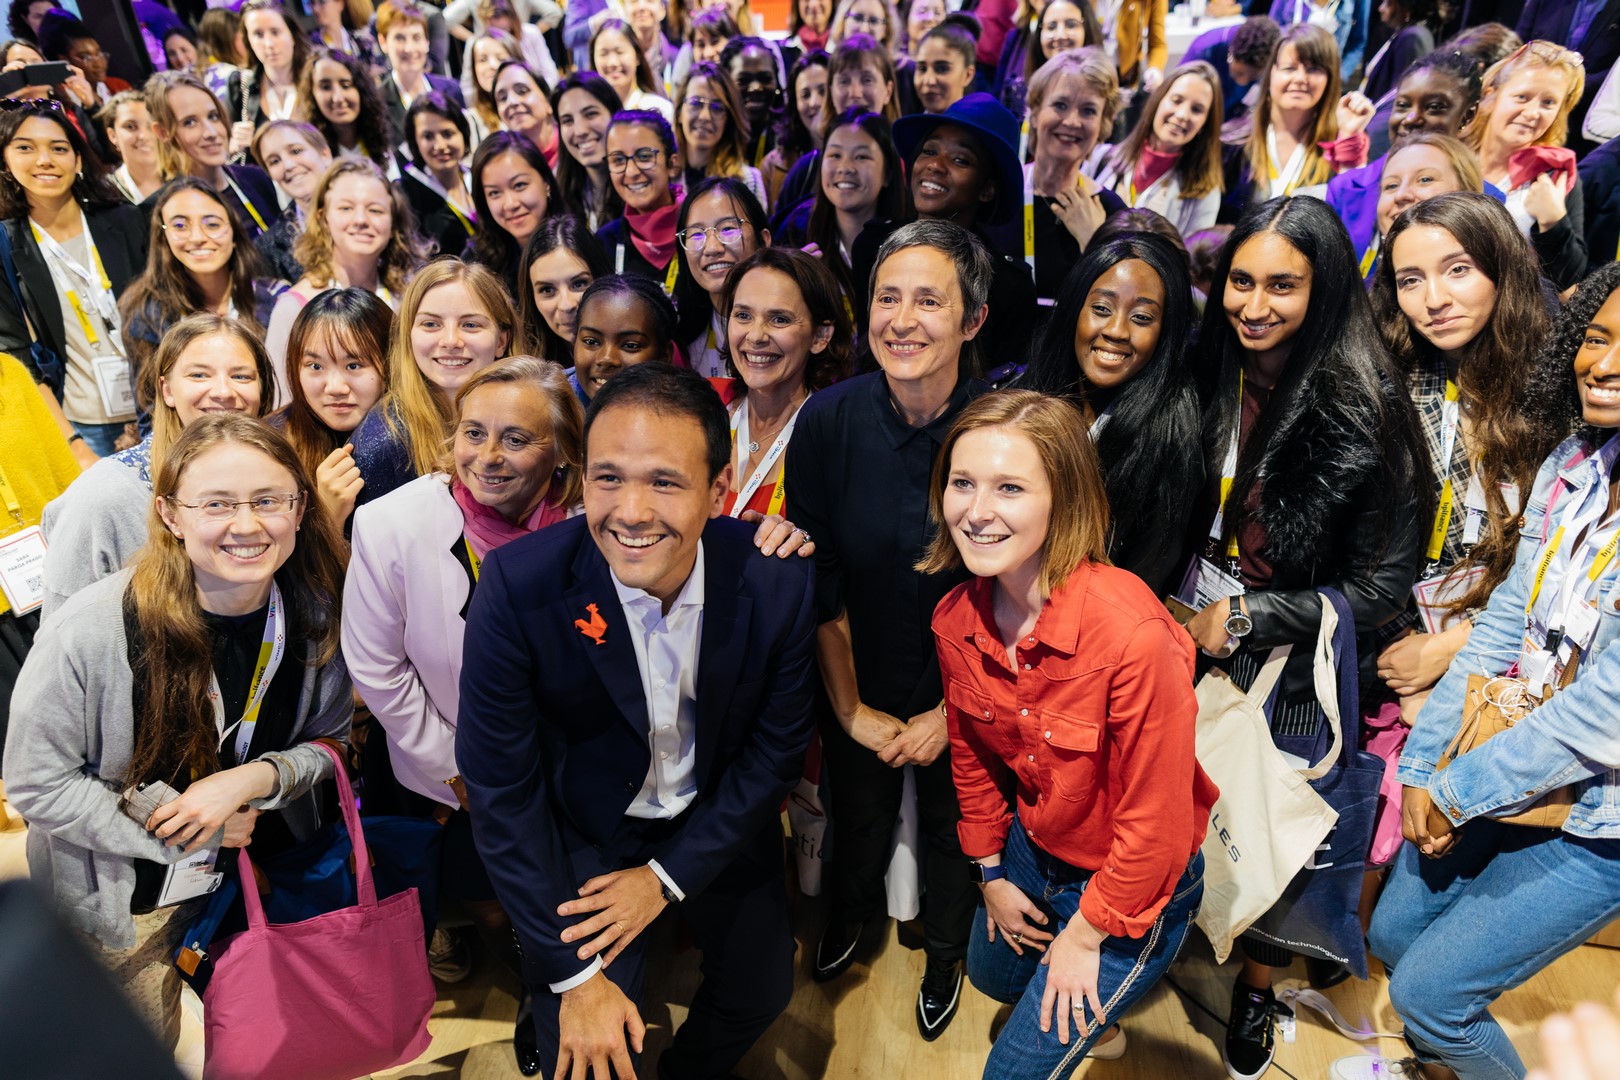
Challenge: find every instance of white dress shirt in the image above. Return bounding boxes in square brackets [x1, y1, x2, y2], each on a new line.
[550, 546, 707, 995]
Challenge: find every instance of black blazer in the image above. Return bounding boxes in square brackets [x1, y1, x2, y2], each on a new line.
[378, 72, 465, 151]
[400, 167, 476, 260]
[594, 216, 672, 283]
[456, 515, 816, 988]
[0, 202, 148, 394]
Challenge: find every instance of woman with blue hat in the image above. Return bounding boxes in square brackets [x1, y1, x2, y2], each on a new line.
[853, 91, 1041, 374]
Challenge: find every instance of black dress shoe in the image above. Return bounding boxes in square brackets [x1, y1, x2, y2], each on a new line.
[813, 917, 862, 982]
[916, 956, 963, 1041]
[514, 994, 542, 1076]
[1305, 955, 1352, 990]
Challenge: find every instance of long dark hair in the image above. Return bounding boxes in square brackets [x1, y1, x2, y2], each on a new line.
[1198, 196, 1429, 556]
[1372, 192, 1565, 610]
[468, 130, 561, 275]
[0, 100, 120, 218]
[279, 287, 394, 480]
[1024, 234, 1202, 587]
[806, 108, 907, 302]
[550, 71, 625, 227]
[238, 0, 313, 88]
[672, 175, 770, 346]
[776, 48, 830, 158]
[517, 214, 613, 362]
[299, 45, 392, 169]
[118, 178, 268, 405]
[1546, 261, 1620, 447]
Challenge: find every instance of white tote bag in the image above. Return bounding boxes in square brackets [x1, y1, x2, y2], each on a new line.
[1193, 596, 1343, 962]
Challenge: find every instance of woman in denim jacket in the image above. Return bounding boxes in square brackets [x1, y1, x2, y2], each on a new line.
[1365, 260, 1620, 1080]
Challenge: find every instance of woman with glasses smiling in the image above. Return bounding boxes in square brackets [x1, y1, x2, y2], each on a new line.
[677, 62, 769, 206]
[595, 110, 686, 287]
[9, 412, 351, 1056]
[672, 176, 772, 377]
[121, 179, 288, 434]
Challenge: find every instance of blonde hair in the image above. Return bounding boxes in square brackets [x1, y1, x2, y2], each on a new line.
[445, 356, 585, 509]
[915, 391, 1111, 597]
[145, 69, 232, 180]
[148, 315, 276, 462]
[1246, 24, 1342, 191]
[293, 159, 429, 295]
[250, 118, 328, 171]
[384, 261, 518, 478]
[1027, 48, 1119, 159]
[1382, 132, 1485, 199]
[1462, 40, 1585, 153]
[376, 0, 429, 38]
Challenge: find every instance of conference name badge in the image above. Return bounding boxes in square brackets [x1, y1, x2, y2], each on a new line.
[0, 525, 47, 615]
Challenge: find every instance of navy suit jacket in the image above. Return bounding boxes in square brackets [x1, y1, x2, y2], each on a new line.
[456, 514, 817, 989]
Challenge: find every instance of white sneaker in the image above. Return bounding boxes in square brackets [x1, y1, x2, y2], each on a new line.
[1330, 1055, 1423, 1079]
[1089, 1025, 1128, 1060]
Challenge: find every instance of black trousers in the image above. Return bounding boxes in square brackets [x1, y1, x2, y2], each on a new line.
[0, 609, 40, 772]
[821, 716, 977, 963]
[532, 817, 795, 1080]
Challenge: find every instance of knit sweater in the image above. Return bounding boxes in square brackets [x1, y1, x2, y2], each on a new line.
[4, 569, 352, 948]
[39, 438, 155, 618]
[0, 354, 81, 616]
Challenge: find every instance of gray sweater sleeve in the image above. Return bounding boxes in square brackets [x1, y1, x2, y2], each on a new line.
[249, 653, 353, 811]
[39, 458, 152, 620]
[4, 580, 196, 865]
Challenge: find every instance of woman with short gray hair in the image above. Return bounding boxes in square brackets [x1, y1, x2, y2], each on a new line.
[784, 218, 991, 1041]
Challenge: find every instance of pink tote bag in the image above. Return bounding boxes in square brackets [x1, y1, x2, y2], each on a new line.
[202, 742, 434, 1080]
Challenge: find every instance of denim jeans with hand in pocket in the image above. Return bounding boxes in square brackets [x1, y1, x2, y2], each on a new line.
[968, 818, 1204, 1080]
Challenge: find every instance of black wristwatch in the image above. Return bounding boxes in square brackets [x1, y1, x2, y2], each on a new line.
[1224, 595, 1253, 639]
[970, 861, 1007, 886]
[660, 881, 679, 904]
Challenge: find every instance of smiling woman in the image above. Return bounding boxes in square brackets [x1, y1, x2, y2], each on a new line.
[672, 176, 771, 377]
[470, 130, 563, 298]
[350, 260, 517, 508]
[297, 45, 392, 171]
[403, 91, 479, 261]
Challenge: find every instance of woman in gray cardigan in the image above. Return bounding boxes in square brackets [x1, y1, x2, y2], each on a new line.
[5, 414, 351, 1051]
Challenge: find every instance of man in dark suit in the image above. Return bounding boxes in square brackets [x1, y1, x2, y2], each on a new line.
[376, 0, 465, 149]
[457, 364, 817, 1080]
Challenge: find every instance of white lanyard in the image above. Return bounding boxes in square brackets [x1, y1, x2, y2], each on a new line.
[1265, 127, 1309, 198]
[1530, 445, 1620, 650]
[728, 396, 806, 517]
[30, 211, 120, 334]
[1021, 162, 1037, 275]
[222, 173, 269, 233]
[209, 581, 288, 764]
[263, 81, 297, 121]
[1207, 410, 1241, 542]
[1088, 402, 1114, 440]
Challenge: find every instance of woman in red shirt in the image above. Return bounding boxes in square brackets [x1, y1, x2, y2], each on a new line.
[713, 246, 852, 518]
[921, 390, 1217, 1078]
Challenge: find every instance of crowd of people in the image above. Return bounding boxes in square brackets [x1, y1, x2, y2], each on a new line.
[0, 0, 1618, 1078]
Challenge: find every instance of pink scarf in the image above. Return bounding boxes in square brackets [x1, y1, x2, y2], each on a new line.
[452, 477, 570, 560]
[1132, 144, 1180, 195]
[624, 199, 682, 268]
[1507, 145, 1578, 194]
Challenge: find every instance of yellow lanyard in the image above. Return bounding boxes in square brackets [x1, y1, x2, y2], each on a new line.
[31, 218, 113, 346]
[463, 536, 482, 581]
[211, 581, 285, 763]
[0, 462, 21, 523]
[224, 174, 269, 232]
[1425, 380, 1460, 563]
[1359, 235, 1380, 279]
[1022, 164, 1036, 274]
[663, 254, 679, 296]
[750, 130, 767, 168]
[766, 474, 786, 516]
[1528, 526, 1620, 615]
[1214, 370, 1243, 560]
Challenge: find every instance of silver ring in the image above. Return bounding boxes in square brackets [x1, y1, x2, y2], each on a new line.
[798, 530, 811, 543]
[1012, 932, 1022, 944]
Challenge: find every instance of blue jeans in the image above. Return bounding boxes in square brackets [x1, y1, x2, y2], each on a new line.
[70, 419, 124, 457]
[1369, 821, 1620, 1080]
[968, 821, 1204, 1080]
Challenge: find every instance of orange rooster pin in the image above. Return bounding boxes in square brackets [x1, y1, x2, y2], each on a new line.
[575, 603, 608, 645]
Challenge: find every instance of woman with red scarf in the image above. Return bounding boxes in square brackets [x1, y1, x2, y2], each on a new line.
[594, 109, 686, 287]
[343, 355, 584, 1078]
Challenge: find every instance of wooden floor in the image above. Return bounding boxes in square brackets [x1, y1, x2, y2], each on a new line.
[4, 816, 1615, 1080]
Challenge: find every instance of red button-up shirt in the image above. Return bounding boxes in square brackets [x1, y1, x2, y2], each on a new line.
[933, 561, 1219, 939]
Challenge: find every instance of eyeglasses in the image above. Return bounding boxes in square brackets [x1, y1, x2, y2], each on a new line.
[677, 221, 747, 251]
[606, 147, 663, 173]
[167, 492, 304, 520]
[682, 95, 728, 116]
[846, 12, 884, 27]
[163, 215, 231, 240]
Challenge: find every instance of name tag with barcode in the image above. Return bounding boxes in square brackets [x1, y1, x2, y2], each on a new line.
[0, 525, 47, 615]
